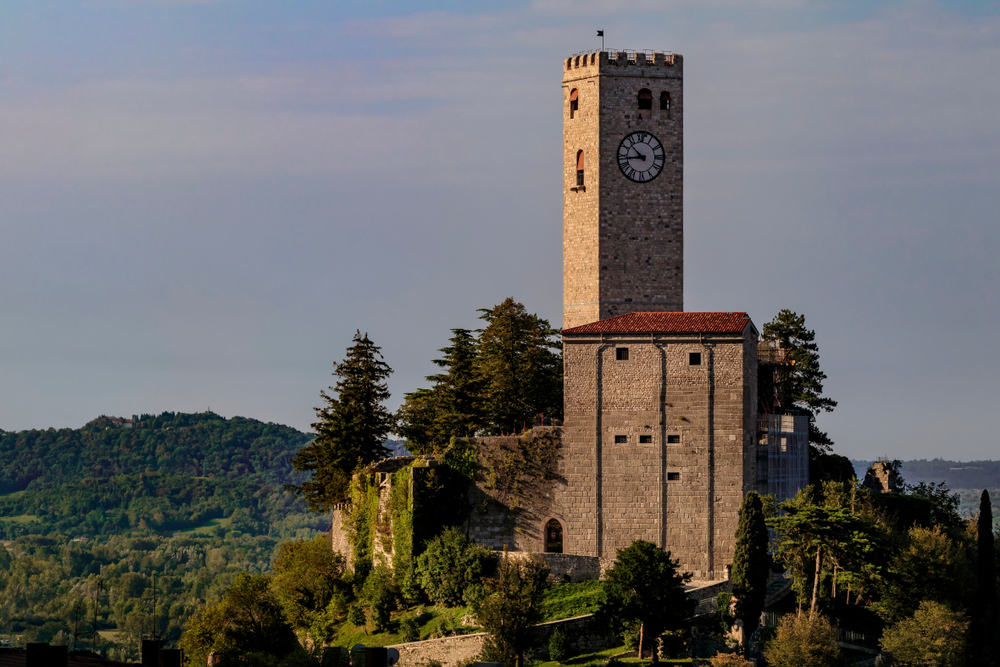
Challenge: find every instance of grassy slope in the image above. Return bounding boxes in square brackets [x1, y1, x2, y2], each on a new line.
[332, 580, 606, 648]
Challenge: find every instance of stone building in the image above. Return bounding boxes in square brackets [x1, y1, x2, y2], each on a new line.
[549, 49, 807, 579]
[332, 49, 809, 583]
[562, 50, 684, 330]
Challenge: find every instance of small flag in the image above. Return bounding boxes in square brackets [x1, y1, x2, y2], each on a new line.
[597, 30, 604, 36]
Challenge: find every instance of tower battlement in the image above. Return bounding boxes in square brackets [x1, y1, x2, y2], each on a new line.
[564, 50, 682, 76]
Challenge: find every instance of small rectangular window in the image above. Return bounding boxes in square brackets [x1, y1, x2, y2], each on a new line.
[639, 435, 652, 444]
[667, 435, 680, 444]
[688, 351, 702, 366]
[616, 347, 629, 361]
[667, 472, 681, 481]
[614, 435, 627, 444]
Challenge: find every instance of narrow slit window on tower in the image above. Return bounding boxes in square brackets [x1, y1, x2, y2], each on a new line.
[576, 150, 585, 187]
[569, 88, 579, 118]
[660, 91, 671, 113]
[639, 435, 652, 444]
[638, 88, 653, 110]
[614, 435, 627, 444]
[667, 472, 681, 481]
[616, 347, 629, 361]
[688, 351, 702, 366]
[667, 434, 681, 444]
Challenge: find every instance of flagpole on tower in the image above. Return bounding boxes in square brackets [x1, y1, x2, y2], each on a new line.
[597, 30, 604, 51]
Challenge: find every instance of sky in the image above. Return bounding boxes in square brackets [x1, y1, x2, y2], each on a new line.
[1, 0, 998, 462]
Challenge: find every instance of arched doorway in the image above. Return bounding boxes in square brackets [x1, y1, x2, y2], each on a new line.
[545, 518, 564, 554]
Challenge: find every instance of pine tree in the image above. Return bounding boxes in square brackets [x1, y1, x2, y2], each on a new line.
[732, 491, 769, 656]
[397, 329, 486, 454]
[290, 331, 394, 512]
[761, 310, 837, 451]
[477, 297, 562, 435]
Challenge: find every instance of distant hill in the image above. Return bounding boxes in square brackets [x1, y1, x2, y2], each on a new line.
[0, 411, 311, 493]
[0, 411, 323, 540]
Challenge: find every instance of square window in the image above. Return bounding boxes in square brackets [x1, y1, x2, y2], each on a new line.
[667, 435, 680, 444]
[639, 435, 652, 444]
[688, 351, 702, 366]
[614, 435, 627, 444]
[616, 347, 629, 361]
[667, 472, 681, 481]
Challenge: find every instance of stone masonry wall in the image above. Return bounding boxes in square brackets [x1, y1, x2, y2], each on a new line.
[388, 614, 616, 667]
[557, 329, 755, 580]
[563, 51, 684, 330]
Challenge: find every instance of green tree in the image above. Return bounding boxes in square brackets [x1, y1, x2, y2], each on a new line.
[476, 553, 550, 667]
[415, 527, 493, 607]
[874, 525, 972, 625]
[970, 489, 997, 666]
[731, 491, 769, 656]
[397, 329, 485, 454]
[763, 612, 841, 667]
[880, 600, 968, 667]
[770, 486, 887, 614]
[598, 540, 695, 661]
[548, 627, 569, 663]
[760, 310, 837, 452]
[291, 331, 395, 511]
[477, 298, 562, 435]
[179, 573, 299, 665]
[270, 536, 349, 642]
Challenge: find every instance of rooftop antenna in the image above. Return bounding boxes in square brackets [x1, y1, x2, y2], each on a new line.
[597, 29, 604, 51]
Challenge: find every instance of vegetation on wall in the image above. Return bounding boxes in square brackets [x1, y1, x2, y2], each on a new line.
[479, 428, 561, 514]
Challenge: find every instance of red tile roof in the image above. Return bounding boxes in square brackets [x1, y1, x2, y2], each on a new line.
[562, 312, 752, 335]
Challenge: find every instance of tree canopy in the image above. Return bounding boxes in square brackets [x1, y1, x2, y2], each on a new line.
[598, 540, 695, 661]
[477, 297, 562, 435]
[731, 491, 769, 655]
[291, 331, 395, 511]
[760, 309, 837, 452]
[397, 298, 563, 452]
[476, 553, 551, 667]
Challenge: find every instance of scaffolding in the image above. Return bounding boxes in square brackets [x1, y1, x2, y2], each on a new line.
[757, 414, 809, 501]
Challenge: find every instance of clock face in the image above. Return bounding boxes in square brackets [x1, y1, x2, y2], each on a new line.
[617, 131, 665, 183]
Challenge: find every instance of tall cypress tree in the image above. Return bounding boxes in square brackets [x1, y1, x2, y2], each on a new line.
[732, 491, 770, 656]
[972, 489, 997, 666]
[290, 331, 394, 512]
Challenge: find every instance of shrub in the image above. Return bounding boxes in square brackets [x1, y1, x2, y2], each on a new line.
[416, 527, 493, 607]
[347, 603, 367, 628]
[548, 628, 569, 663]
[708, 653, 754, 667]
[763, 613, 841, 667]
[400, 616, 420, 643]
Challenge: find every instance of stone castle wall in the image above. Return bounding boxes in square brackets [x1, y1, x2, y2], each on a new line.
[563, 51, 684, 329]
[554, 329, 756, 580]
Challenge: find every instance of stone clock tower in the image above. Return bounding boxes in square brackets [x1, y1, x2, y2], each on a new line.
[562, 50, 684, 330]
